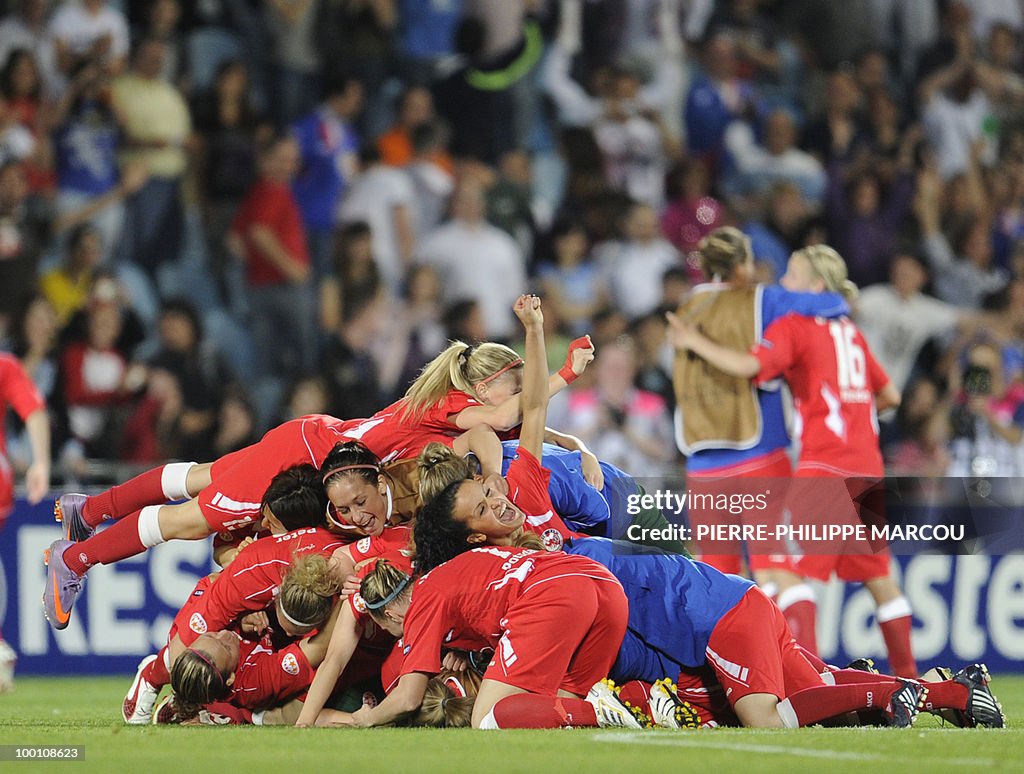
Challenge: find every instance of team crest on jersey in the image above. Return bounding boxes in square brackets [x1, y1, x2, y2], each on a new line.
[541, 529, 563, 551]
[281, 653, 301, 676]
[356, 537, 372, 554]
[353, 593, 368, 614]
[189, 613, 208, 634]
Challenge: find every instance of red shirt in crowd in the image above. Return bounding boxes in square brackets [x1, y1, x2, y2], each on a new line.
[230, 178, 310, 287]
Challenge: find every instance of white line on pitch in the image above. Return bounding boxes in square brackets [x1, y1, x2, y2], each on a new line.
[591, 733, 995, 766]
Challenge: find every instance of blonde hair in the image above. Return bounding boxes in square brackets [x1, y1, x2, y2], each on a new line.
[513, 531, 545, 550]
[400, 341, 523, 420]
[698, 226, 751, 281]
[793, 244, 859, 302]
[415, 669, 483, 727]
[418, 442, 474, 506]
[360, 559, 412, 619]
[169, 649, 227, 720]
[279, 554, 340, 629]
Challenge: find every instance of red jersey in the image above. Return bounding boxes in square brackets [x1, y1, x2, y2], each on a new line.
[229, 635, 314, 710]
[752, 315, 888, 476]
[342, 391, 479, 463]
[0, 353, 44, 457]
[504, 448, 582, 550]
[230, 179, 310, 286]
[398, 546, 619, 677]
[346, 525, 412, 564]
[174, 528, 344, 646]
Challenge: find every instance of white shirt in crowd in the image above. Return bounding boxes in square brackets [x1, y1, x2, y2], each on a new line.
[47, 1, 129, 62]
[417, 220, 526, 339]
[922, 90, 995, 180]
[340, 164, 417, 293]
[593, 113, 670, 209]
[855, 283, 960, 391]
[600, 238, 679, 319]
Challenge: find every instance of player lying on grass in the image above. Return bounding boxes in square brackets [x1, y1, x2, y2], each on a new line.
[666, 244, 915, 677]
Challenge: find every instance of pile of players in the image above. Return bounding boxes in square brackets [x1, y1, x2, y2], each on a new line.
[43, 273, 1005, 731]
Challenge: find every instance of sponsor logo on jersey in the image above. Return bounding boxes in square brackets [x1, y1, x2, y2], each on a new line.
[189, 613, 207, 634]
[281, 652, 301, 676]
[541, 529, 564, 551]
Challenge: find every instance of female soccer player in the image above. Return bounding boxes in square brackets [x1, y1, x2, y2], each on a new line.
[673, 226, 849, 646]
[666, 244, 916, 677]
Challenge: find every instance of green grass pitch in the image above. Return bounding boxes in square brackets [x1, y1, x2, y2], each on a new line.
[0, 675, 1021, 773]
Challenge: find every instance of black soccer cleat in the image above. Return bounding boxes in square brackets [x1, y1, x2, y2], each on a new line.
[845, 657, 880, 674]
[883, 680, 927, 728]
[954, 663, 1005, 729]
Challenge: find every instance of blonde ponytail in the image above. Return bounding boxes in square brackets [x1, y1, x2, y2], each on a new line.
[794, 244, 859, 302]
[698, 226, 752, 281]
[417, 442, 473, 505]
[401, 341, 523, 421]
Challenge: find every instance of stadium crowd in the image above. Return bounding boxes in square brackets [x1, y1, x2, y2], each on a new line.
[1, 0, 1024, 486]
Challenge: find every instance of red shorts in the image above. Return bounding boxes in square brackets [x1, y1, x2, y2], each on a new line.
[789, 469, 890, 582]
[688, 451, 796, 576]
[705, 587, 824, 703]
[200, 418, 335, 534]
[0, 454, 13, 526]
[230, 640, 314, 710]
[484, 573, 628, 697]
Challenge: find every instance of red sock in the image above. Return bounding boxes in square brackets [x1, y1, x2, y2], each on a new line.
[63, 510, 147, 575]
[829, 669, 900, 687]
[778, 682, 899, 727]
[780, 600, 818, 656]
[879, 615, 916, 677]
[83, 467, 169, 526]
[922, 680, 968, 711]
[490, 695, 598, 728]
[145, 649, 171, 689]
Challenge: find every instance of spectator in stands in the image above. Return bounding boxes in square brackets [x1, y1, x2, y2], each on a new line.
[321, 294, 386, 420]
[208, 384, 257, 461]
[283, 375, 331, 421]
[291, 74, 363, 278]
[723, 108, 826, 204]
[318, 220, 381, 335]
[742, 181, 809, 280]
[538, 215, 606, 337]
[564, 335, 675, 480]
[378, 85, 444, 167]
[631, 310, 673, 408]
[825, 126, 918, 288]
[376, 264, 446, 401]
[886, 377, 951, 477]
[914, 161, 1007, 308]
[802, 70, 866, 164]
[0, 161, 47, 341]
[139, 0, 185, 85]
[405, 120, 454, 239]
[396, 0, 464, 83]
[40, 224, 102, 327]
[442, 298, 487, 344]
[48, 0, 129, 90]
[660, 159, 723, 269]
[111, 37, 191, 275]
[119, 365, 183, 462]
[0, 1, 52, 83]
[228, 133, 314, 385]
[417, 179, 526, 340]
[856, 253, 966, 392]
[147, 298, 233, 459]
[11, 294, 58, 403]
[602, 202, 680, 320]
[265, 0, 322, 125]
[339, 146, 417, 294]
[1, 48, 51, 194]
[192, 59, 270, 306]
[684, 33, 756, 164]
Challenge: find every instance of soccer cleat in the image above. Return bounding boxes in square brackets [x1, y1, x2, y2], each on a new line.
[123, 655, 161, 724]
[54, 493, 94, 543]
[649, 679, 701, 729]
[586, 679, 644, 729]
[953, 663, 1005, 729]
[0, 640, 16, 693]
[42, 540, 84, 630]
[883, 680, 927, 728]
[845, 658, 879, 674]
[152, 694, 183, 725]
[921, 666, 968, 727]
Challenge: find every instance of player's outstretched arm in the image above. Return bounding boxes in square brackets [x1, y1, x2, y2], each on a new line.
[665, 311, 760, 378]
[295, 603, 361, 727]
[515, 295, 548, 461]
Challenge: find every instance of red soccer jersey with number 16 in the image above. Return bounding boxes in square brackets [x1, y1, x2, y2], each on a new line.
[751, 314, 889, 477]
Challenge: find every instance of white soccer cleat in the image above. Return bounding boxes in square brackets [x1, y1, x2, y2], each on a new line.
[123, 654, 160, 724]
[649, 679, 701, 729]
[586, 679, 644, 729]
[0, 640, 16, 693]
